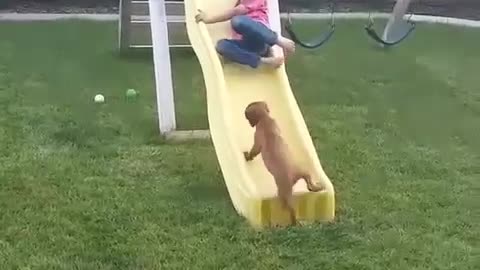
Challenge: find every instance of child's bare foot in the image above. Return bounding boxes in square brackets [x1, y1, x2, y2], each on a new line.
[260, 56, 284, 68]
[276, 36, 296, 56]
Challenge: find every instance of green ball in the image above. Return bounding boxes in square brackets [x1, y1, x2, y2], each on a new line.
[126, 89, 137, 99]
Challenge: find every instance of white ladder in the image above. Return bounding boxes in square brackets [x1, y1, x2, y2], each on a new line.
[118, 0, 190, 51]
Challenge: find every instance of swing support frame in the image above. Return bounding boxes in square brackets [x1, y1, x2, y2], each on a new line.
[365, 0, 416, 47]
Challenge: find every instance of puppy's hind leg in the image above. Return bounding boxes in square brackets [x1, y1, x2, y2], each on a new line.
[278, 187, 296, 225]
[296, 172, 324, 192]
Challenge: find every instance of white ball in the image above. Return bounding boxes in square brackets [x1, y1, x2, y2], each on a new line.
[94, 94, 105, 103]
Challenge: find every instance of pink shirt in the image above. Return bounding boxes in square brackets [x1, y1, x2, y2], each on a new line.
[232, 0, 269, 40]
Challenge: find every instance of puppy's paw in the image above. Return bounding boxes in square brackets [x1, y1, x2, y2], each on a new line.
[243, 151, 251, 161]
[291, 219, 298, 226]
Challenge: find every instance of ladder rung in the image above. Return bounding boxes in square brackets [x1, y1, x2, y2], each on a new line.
[164, 1, 185, 5]
[131, 16, 186, 24]
[170, 45, 192, 48]
[129, 45, 192, 49]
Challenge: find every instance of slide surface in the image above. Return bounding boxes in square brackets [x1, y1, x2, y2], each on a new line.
[184, 0, 335, 228]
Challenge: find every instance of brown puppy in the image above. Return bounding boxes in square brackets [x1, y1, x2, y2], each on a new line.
[243, 101, 323, 225]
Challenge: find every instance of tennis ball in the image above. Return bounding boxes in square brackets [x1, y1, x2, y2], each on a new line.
[126, 89, 137, 99]
[94, 94, 105, 103]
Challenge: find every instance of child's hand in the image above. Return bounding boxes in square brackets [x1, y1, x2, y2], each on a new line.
[195, 9, 207, 23]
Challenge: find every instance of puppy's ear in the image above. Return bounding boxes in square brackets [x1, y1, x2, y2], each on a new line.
[245, 105, 259, 127]
[261, 101, 270, 113]
[245, 102, 266, 127]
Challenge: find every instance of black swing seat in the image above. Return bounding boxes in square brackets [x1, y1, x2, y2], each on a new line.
[365, 20, 416, 47]
[285, 21, 335, 49]
[284, 2, 336, 49]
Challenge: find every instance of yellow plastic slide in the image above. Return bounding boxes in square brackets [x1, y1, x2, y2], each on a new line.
[184, 0, 335, 228]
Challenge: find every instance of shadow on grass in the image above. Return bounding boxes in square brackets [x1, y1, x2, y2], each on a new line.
[182, 173, 230, 203]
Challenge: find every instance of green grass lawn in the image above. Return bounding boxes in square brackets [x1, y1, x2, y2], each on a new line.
[0, 19, 478, 269]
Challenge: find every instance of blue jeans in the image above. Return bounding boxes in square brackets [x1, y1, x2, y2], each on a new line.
[216, 15, 278, 68]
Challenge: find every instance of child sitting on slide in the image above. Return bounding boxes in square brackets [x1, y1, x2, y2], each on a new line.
[195, 0, 296, 68]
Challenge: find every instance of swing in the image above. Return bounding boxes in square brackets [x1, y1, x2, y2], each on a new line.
[284, 1, 336, 49]
[365, 14, 415, 47]
[364, 1, 416, 47]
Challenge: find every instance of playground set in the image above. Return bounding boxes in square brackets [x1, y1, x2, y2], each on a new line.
[118, 0, 416, 228]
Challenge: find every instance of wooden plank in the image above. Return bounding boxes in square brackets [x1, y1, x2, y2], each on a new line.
[165, 130, 211, 141]
[130, 21, 190, 46]
[131, 1, 185, 17]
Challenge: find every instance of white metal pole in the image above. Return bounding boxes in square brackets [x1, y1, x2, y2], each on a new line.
[267, 0, 281, 33]
[149, 0, 176, 134]
[383, 0, 413, 41]
[267, 0, 283, 57]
